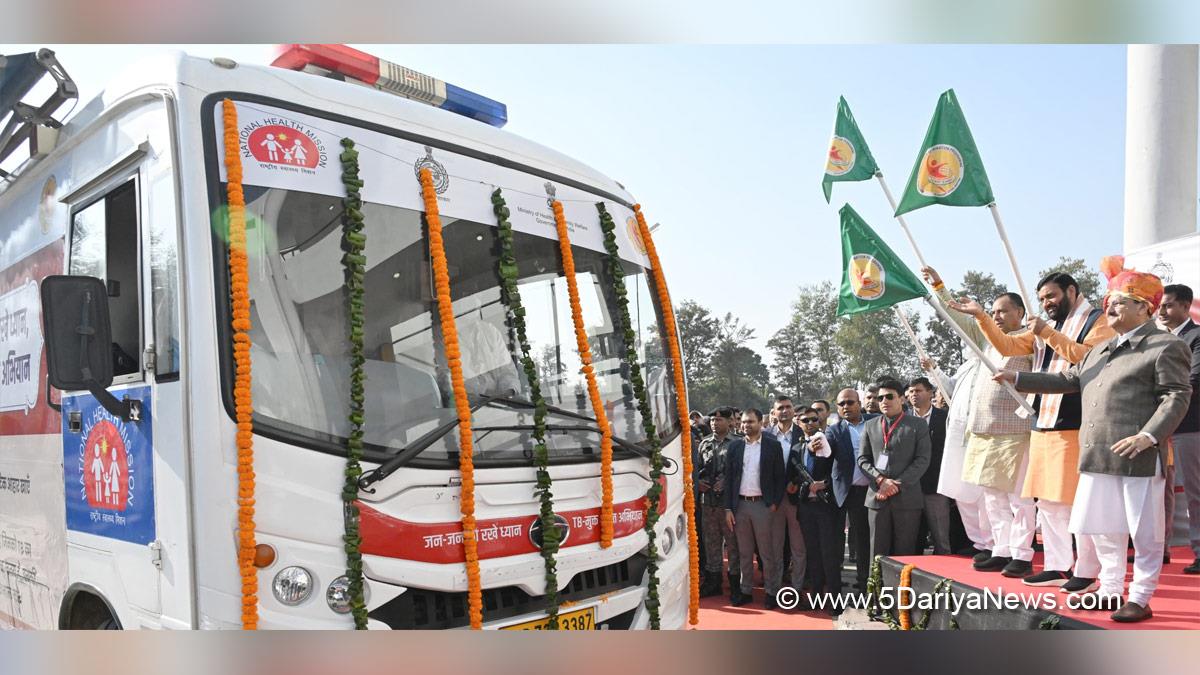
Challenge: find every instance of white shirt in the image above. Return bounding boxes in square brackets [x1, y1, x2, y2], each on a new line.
[915, 405, 933, 424]
[740, 438, 763, 497]
[772, 423, 795, 464]
[1168, 318, 1192, 337]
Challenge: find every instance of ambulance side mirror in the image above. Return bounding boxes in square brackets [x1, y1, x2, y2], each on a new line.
[40, 275, 141, 422]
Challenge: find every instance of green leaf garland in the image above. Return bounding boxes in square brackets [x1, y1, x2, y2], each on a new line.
[339, 138, 369, 629]
[491, 188, 562, 628]
[596, 202, 664, 629]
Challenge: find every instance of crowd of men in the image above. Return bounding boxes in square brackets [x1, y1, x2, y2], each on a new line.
[689, 266, 1198, 624]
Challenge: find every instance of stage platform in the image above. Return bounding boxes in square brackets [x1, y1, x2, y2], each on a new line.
[881, 545, 1199, 630]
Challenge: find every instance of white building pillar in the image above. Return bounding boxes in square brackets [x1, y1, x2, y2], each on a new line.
[1124, 45, 1199, 251]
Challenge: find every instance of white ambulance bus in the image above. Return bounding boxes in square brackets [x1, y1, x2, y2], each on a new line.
[0, 45, 689, 629]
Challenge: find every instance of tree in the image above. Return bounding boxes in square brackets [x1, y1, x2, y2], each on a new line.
[674, 300, 717, 391]
[836, 308, 921, 390]
[766, 282, 845, 403]
[1036, 256, 1102, 306]
[923, 270, 1010, 373]
[673, 302, 771, 413]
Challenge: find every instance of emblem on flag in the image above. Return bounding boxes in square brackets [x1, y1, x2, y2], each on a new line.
[849, 254, 886, 301]
[916, 144, 964, 197]
[626, 216, 648, 255]
[826, 136, 856, 176]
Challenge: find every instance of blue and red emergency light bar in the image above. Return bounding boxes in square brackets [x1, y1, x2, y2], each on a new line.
[271, 44, 508, 128]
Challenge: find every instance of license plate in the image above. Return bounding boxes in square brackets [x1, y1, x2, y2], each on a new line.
[501, 606, 595, 630]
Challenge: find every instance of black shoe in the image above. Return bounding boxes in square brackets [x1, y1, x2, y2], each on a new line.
[731, 589, 750, 607]
[1111, 601, 1153, 622]
[974, 555, 1012, 572]
[699, 575, 722, 598]
[728, 574, 741, 602]
[764, 596, 779, 610]
[1061, 576, 1099, 594]
[1022, 570, 1070, 587]
[1002, 559, 1035, 579]
[972, 549, 993, 564]
[1184, 559, 1200, 575]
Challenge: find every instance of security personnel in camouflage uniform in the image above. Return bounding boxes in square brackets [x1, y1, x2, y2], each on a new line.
[697, 407, 740, 598]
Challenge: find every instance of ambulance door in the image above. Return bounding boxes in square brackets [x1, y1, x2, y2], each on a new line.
[60, 163, 163, 624]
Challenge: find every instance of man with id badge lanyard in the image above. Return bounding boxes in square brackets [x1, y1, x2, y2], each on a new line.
[858, 378, 933, 558]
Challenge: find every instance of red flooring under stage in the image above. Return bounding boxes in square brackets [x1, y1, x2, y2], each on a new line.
[891, 545, 1200, 630]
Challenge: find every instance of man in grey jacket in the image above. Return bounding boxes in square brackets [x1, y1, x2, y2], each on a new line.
[997, 266, 1192, 623]
[858, 378, 932, 559]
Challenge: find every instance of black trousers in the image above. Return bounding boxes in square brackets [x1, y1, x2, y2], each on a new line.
[798, 499, 846, 595]
[845, 485, 871, 588]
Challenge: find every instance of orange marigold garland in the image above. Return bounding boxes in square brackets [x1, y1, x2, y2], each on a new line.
[898, 563, 916, 630]
[550, 199, 615, 548]
[222, 99, 258, 630]
[633, 204, 699, 625]
[419, 168, 483, 629]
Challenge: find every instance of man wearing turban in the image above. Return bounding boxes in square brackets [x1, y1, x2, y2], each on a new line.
[996, 259, 1192, 622]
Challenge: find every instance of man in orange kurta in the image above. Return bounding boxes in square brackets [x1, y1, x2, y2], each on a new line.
[948, 271, 1114, 593]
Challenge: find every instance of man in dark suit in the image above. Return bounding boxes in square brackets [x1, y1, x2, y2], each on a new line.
[858, 378, 932, 559]
[1158, 284, 1200, 573]
[724, 408, 787, 608]
[792, 408, 844, 614]
[828, 388, 879, 590]
[907, 376, 951, 555]
[766, 395, 807, 597]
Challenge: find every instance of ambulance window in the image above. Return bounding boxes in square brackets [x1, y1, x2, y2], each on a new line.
[69, 179, 141, 378]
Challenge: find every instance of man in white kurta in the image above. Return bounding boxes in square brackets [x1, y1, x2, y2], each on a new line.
[1000, 264, 1192, 622]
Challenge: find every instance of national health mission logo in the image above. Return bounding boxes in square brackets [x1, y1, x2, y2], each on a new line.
[241, 118, 328, 172]
[826, 136, 856, 176]
[64, 386, 155, 544]
[849, 254, 886, 301]
[916, 144, 964, 197]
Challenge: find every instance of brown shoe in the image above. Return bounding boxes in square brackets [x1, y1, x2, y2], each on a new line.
[1110, 601, 1153, 623]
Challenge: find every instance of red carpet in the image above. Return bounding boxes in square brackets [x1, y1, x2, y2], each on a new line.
[691, 586, 835, 630]
[891, 545, 1199, 630]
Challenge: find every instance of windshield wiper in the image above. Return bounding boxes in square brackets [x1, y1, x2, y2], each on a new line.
[357, 394, 500, 492]
[478, 393, 598, 424]
[471, 423, 650, 458]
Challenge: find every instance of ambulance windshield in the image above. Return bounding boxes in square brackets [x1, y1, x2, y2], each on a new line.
[210, 183, 678, 467]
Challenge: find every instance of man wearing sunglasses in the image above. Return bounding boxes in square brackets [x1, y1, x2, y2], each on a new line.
[858, 379, 932, 558]
[825, 388, 878, 591]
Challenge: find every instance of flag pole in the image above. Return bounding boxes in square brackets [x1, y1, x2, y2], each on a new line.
[987, 202, 1037, 317]
[922, 295, 1034, 417]
[892, 304, 952, 405]
[875, 172, 929, 269]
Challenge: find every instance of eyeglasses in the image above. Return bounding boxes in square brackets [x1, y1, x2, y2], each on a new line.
[837, 400, 858, 407]
[799, 417, 819, 424]
[879, 393, 899, 401]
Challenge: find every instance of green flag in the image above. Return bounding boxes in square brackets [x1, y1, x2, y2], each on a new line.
[822, 96, 879, 203]
[895, 89, 995, 216]
[836, 204, 928, 317]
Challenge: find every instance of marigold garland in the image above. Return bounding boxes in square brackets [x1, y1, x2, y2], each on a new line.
[419, 167, 483, 629]
[597, 202, 664, 628]
[338, 138, 369, 629]
[898, 563, 916, 630]
[633, 204, 699, 625]
[550, 199, 615, 548]
[492, 188, 561, 627]
[222, 99, 258, 630]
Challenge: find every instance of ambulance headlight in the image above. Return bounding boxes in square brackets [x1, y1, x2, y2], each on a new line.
[272, 566, 314, 606]
[675, 514, 686, 540]
[659, 524, 676, 557]
[326, 575, 369, 614]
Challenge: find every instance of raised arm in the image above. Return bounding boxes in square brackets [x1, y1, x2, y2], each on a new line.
[1031, 315, 1116, 365]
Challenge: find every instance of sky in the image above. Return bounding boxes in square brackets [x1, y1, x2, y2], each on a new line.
[2, 44, 1163, 359]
